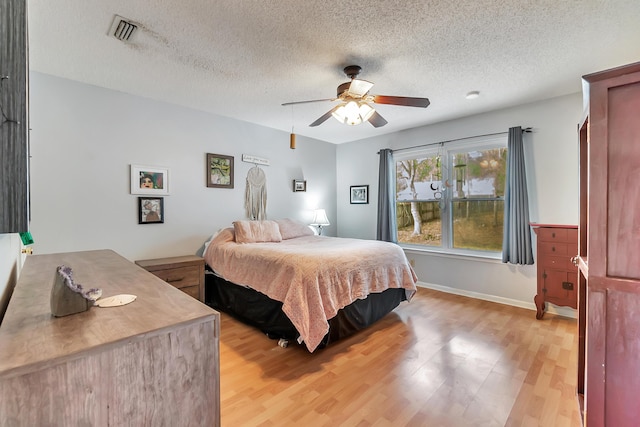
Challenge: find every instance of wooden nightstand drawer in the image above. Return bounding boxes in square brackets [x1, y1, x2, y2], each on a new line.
[135, 255, 205, 302]
[153, 266, 200, 289]
[179, 285, 201, 300]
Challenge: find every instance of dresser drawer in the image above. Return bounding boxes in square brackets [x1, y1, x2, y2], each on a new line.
[538, 254, 578, 271]
[539, 241, 578, 257]
[537, 227, 569, 242]
[536, 227, 578, 243]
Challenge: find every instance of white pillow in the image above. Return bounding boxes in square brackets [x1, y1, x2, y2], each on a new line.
[276, 218, 315, 239]
[233, 220, 282, 243]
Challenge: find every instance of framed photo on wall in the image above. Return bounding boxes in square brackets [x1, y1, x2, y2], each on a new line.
[293, 180, 307, 192]
[350, 185, 369, 204]
[131, 165, 170, 195]
[138, 197, 164, 224]
[207, 153, 234, 188]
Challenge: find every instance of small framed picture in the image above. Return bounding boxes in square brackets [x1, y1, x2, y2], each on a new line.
[293, 180, 307, 192]
[350, 185, 369, 204]
[207, 153, 234, 189]
[131, 165, 170, 195]
[138, 197, 164, 224]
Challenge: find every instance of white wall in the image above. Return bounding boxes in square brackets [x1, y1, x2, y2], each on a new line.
[25, 72, 337, 261]
[336, 93, 582, 311]
[0, 234, 22, 321]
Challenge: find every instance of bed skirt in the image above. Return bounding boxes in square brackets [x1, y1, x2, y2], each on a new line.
[205, 271, 407, 350]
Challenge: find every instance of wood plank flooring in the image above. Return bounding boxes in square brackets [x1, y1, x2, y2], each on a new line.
[219, 288, 581, 427]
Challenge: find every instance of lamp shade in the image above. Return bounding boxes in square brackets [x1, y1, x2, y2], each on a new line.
[331, 101, 376, 126]
[310, 209, 330, 226]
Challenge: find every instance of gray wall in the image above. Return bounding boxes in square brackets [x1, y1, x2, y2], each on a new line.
[25, 72, 337, 261]
[336, 93, 582, 314]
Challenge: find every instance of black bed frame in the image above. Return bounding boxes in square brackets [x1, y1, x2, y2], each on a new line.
[204, 271, 407, 350]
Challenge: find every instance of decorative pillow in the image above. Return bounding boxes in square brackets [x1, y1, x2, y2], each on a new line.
[233, 220, 282, 243]
[276, 218, 315, 239]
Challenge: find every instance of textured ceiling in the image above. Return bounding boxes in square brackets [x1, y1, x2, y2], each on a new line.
[27, 0, 640, 144]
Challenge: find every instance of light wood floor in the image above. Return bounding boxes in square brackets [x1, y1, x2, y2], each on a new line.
[219, 288, 581, 427]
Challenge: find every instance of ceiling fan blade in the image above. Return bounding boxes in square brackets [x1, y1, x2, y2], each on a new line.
[282, 98, 335, 106]
[347, 79, 374, 97]
[373, 95, 430, 108]
[309, 106, 339, 127]
[368, 111, 388, 128]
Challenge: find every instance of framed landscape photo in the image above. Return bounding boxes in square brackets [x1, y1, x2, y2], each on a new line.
[138, 197, 164, 224]
[207, 153, 234, 189]
[350, 185, 369, 204]
[293, 179, 307, 192]
[131, 165, 170, 195]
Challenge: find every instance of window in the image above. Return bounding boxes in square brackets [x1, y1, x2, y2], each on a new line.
[395, 136, 507, 254]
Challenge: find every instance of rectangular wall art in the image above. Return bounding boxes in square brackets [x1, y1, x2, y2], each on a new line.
[131, 165, 170, 195]
[207, 153, 234, 189]
[350, 185, 369, 204]
[138, 197, 164, 224]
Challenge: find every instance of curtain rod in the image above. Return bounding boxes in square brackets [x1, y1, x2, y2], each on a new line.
[378, 127, 532, 154]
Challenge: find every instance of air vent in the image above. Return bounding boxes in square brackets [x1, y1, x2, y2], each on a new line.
[109, 15, 138, 41]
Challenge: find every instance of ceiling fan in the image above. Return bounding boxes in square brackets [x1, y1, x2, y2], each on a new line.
[282, 65, 430, 128]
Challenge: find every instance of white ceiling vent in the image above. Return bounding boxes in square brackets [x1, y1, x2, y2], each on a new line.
[109, 15, 138, 41]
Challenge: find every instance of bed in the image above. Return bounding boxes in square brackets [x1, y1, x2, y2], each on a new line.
[202, 219, 418, 352]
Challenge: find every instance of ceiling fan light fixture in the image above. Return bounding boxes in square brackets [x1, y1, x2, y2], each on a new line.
[359, 102, 375, 122]
[332, 101, 375, 126]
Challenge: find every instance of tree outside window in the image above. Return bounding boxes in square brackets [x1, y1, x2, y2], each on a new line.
[395, 137, 507, 254]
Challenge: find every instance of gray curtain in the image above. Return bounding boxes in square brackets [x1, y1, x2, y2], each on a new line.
[377, 148, 398, 242]
[502, 126, 534, 264]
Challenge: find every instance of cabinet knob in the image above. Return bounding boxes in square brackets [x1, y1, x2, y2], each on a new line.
[552, 246, 556, 252]
[552, 232, 556, 238]
[571, 255, 579, 266]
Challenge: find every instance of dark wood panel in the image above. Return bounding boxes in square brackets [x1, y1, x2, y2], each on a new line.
[607, 81, 640, 279]
[0, 0, 29, 233]
[606, 288, 640, 424]
[581, 62, 640, 427]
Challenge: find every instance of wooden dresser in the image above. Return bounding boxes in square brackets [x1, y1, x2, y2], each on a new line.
[135, 255, 205, 302]
[531, 224, 578, 319]
[0, 250, 220, 426]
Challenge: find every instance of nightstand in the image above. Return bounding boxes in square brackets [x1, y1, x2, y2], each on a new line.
[135, 255, 205, 302]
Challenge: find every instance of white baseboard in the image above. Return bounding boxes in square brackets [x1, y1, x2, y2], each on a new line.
[416, 281, 577, 319]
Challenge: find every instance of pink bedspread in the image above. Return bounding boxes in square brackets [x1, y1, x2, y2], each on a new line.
[203, 228, 417, 352]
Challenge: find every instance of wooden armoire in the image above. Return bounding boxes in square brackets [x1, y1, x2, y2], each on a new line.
[577, 61, 640, 426]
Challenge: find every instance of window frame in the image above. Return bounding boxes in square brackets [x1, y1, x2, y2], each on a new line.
[394, 135, 507, 258]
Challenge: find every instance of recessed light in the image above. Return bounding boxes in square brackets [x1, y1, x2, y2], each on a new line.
[465, 91, 480, 100]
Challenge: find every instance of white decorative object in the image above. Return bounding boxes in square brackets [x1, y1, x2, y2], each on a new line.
[245, 166, 267, 220]
[94, 294, 137, 308]
[241, 154, 270, 166]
